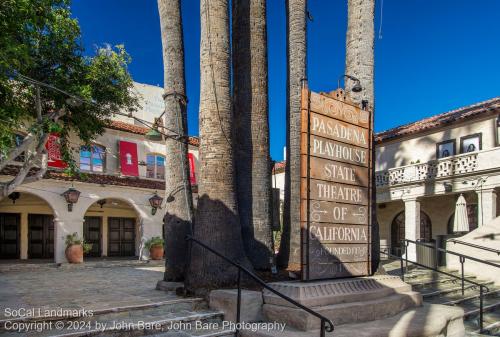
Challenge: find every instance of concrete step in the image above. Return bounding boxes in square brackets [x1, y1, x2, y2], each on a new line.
[0, 297, 224, 337]
[0, 297, 204, 327]
[464, 310, 500, 336]
[264, 291, 422, 330]
[419, 280, 494, 299]
[463, 298, 500, 319]
[435, 288, 500, 306]
[242, 303, 464, 337]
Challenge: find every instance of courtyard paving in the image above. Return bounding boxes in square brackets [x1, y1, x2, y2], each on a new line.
[0, 260, 174, 320]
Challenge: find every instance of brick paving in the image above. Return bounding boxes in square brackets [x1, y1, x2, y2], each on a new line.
[0, 261, 172, 320]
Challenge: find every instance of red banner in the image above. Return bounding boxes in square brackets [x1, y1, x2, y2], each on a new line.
[188, 153, 196, 185]
[46, 133, 67, 168]
[119, 141, 139, 176]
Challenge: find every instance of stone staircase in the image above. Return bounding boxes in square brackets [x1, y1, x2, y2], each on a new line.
[384, 260, 500, 336]
[0, 294, 234, 337]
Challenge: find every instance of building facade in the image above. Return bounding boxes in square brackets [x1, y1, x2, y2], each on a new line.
[0, 83, 199, 263]
[272, 97, 500, 262]
[375, 97, 500, 261]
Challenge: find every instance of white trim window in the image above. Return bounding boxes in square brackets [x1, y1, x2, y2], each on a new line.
[80, 144, 106, 172]
[146, 154, 165, 179]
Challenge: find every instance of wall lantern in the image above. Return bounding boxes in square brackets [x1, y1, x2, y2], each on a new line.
[8, 192, 20, 204]
[62, 187, 81, 212]
[443, 182, 453, 193]
[149, 192, 163, 215]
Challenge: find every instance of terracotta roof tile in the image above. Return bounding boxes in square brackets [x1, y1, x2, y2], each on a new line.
[108, 120, 199, 147]
[272, 161, 286, 174]
[375, 97, 500, 143]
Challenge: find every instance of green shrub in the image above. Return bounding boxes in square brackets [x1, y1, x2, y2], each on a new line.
[65, 232, 92, 254]
[145, 236, 164, 250]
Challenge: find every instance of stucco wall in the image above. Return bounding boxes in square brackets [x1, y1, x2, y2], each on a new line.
[376, 193, 472, 252]
[66, 129, 199, 180]
[0, 179, 163, 262]
[376, 116, 497, 170]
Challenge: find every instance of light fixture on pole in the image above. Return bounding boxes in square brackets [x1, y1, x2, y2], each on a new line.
[338, 74, 362, 93]
[62, 187, 81, 212]
[145, 118, 163, 141]
[149, 192, 163, 215]
[145, 126, 162, 141]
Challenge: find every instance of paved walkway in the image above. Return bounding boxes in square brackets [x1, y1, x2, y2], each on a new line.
[0, 261, 171, 320]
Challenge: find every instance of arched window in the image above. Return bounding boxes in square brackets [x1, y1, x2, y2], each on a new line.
[80, 144, 105, 172]
[391, 211, 432, 256]
[146, 154, 165, 179]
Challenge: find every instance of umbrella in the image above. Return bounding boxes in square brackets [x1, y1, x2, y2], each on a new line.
[453, 194, 470, 233]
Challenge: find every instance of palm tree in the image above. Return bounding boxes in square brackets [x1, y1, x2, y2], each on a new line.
[157, 0, 193, 281]
[345, 0, 374, 107]
[345, 0, 378, 273]
[278, 0, 307, 270]
[185, 0, 250, 292]
[232, 0, 274, 270]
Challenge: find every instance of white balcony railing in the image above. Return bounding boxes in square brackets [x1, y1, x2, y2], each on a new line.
[375, 147, 500, 187]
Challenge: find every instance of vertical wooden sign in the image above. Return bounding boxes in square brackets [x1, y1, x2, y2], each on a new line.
[300, 86, 373, 280]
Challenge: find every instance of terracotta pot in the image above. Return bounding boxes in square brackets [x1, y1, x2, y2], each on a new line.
[149, 245, 164, 260]
[65, 244, 84, 264]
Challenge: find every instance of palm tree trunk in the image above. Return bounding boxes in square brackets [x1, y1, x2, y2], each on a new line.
[277, 0, 307, 270]
[232, 0, 273, 270]
[157, 0, 193, 281]
[345, 0, 374, 107]
[345, 0, 378, 273]
[185, 0, 250, 292]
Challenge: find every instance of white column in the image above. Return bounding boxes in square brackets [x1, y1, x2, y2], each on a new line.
[54, 217, 84, 264]
[20, 212, 28, 259]
[477, 189, 497, 227]
[403, 197, 420, 262]
[102, 216, 108, 257]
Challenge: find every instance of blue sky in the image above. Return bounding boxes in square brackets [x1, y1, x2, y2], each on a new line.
[72, 0, 500, 161]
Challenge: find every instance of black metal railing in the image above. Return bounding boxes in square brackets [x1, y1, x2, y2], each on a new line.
[448, 239, 500, 256]
[394, 239, 500, 333]
[380, 249, 489, 333]
[186, 235, 334, 337]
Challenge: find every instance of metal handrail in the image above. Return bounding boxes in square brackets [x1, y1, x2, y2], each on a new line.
[399, 240, 493, 332]
[404, 239, 500, 269]
[448, 239, 500, 256]
[186, 235, 334, 337]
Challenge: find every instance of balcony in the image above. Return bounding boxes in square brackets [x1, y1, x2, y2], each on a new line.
[375, 147, 500, 187]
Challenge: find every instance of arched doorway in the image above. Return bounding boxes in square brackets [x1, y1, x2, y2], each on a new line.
[0, 192, 55, 260]
[391, 210, 432, 256]
[84, 198, 139, 258]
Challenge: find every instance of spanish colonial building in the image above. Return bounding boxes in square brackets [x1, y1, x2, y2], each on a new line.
[272, 97, 500, 262]
[375, 97, 500, 261]
[0, 82, 199, 263]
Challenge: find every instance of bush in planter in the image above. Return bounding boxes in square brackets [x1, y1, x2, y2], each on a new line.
[145, 236, 164, 260]
[65, 232, 92, 263]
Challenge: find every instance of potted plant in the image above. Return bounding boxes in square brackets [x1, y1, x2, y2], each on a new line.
[65, 232, 92, 263]
[145, 236, 164, 260]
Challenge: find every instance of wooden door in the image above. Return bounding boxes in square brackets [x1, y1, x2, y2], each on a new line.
[28, 214, 54, 259]
[108, 217, 136, 257]
[83, 216, 101, 257]
[0, 213, 20, 259]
